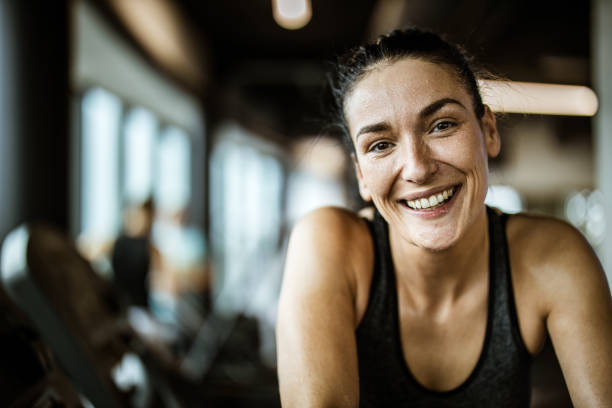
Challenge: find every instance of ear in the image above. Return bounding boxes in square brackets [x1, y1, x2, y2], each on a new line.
[481, 105, 501, 158]
[351, 153, 372, 202]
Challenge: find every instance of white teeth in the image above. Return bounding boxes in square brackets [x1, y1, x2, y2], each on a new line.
[404, 186, 457, 210]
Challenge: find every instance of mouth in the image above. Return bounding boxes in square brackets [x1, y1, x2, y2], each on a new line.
[399, 184, 461, 211]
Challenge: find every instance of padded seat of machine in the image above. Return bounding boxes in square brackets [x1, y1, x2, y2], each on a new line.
[1, 224, 132, 407]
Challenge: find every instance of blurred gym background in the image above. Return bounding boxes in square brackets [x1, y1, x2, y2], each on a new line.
[1, 0, 611, 406]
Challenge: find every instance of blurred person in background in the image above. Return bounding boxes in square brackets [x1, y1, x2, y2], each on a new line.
[111, 198, 211, 357]
[112, 197, 155, 308]
[277, 28, 612, 407]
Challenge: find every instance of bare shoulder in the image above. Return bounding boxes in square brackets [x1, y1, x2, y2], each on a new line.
[506, 212, 599, 269]
[506, 212, 609, 312]
[293, 205, 370, 237]
[281, 206, 375, 324]
[506, 214, 612, 406]
[289, 206, 372, 269]
[277, 207, 370, 407]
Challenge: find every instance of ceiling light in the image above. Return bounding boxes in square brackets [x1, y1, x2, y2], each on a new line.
[272, 0, 312, 30]
[479, 80, 599, 116]
[107, 0, 205, 88]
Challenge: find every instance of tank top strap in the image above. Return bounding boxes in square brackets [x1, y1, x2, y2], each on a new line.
[486, 206, 531, 358]
[357, 210, 398, 340]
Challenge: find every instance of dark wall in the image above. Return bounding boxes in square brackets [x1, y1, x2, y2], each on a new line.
[0, 1, 70, 241]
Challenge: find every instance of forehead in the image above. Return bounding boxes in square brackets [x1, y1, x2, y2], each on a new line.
[344, 58, 472, 134]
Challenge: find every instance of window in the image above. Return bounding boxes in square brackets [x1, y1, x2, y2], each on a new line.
[123, 108, 157, 204]
[80, 87, 122, 240]
[155, 126, 191, 213]
[78, 88, 196, 273]
[210, 123, 285, 314]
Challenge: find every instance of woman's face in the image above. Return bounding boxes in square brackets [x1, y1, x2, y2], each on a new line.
[345, 57, 500, 251]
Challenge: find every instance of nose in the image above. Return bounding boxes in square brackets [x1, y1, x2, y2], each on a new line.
[398, 137, 438, 184]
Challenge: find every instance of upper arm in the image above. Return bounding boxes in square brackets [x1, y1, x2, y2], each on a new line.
[276, 207, 369, 408]
[539, 222, 612, 407]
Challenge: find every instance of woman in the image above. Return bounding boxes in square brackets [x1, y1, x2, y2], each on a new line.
[276, 28, 612, 407]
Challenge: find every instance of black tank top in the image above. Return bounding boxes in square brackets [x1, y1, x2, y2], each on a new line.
[356, 207, 532, 407]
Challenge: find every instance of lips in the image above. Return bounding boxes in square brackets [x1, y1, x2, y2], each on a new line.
[398, 185, 460, 210]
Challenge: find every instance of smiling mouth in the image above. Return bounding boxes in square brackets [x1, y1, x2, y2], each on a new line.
[400, 185, 460, 210]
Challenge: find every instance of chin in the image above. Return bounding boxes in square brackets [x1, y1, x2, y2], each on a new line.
[412, 235, 457, 253]
[400, 224, 460, 252]
[408, 204, 486, 252]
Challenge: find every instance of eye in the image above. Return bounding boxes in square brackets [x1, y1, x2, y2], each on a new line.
[368, 141, 393, 153]
[431, 120, 456, 133]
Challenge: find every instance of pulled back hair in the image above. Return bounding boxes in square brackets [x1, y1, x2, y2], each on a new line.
[326, 27, 486, 150]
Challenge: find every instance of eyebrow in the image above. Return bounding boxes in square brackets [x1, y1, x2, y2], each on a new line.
[419, 97, 466, 118]
[355, 122, 391, 140]
[354, 98, 467, 140]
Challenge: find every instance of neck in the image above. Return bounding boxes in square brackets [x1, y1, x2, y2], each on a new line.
[389, 207, 490, 311]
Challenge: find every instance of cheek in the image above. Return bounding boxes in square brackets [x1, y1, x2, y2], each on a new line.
[449, 133, 490, 201]
[434, 130, 488, 173]
[360, 159, 396, 195]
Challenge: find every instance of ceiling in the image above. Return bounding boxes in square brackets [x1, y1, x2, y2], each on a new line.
[101, 0, 593, 141]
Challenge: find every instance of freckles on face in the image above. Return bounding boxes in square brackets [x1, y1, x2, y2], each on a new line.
[343, 58, 495, 249]
[345, 58, 486, 184]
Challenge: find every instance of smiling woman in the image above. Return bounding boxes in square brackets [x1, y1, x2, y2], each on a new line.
[276, 28, 612, 408]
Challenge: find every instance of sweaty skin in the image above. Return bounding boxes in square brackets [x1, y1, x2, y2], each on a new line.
[276, 58, 612, 408]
